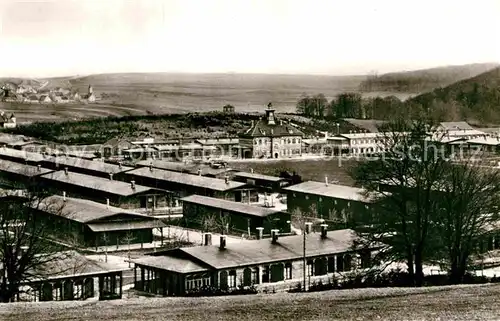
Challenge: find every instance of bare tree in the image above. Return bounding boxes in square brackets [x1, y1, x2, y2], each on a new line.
[349, 116, 449, 286]
[198, 208, 232, 235]
[101, 233, 109, 263]
[0, 187, 71, 302]
[433, 162, 500, 283]
[121, 231, 136, 268]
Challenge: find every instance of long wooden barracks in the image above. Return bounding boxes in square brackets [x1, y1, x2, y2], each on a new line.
[132, 228, 380, 296]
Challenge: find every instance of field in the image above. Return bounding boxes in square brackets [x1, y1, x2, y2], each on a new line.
[0, 73, 414, 123]
[1, 284, 499, 320]
[229, 157, 359, 186]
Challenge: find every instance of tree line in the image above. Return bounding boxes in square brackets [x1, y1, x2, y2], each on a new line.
[297, 77, 500, 124]
[296, 93, 417, 121]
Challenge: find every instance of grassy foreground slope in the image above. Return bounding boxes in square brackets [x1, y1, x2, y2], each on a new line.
[1, 285, 499, 321]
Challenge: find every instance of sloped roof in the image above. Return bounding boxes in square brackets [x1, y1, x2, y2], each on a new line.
[303, 138, 328, 146]
[196, 138, 240, 145]
[343, 118, 387, 133]
[24, 251, 128, 282]
[133, 254, 208, 274]
[241, 119, 304, 138]
[137, 160, 196, 172]
[126, 167, 246, 192]
[233, 171, 285, 183]
[45, 156, 133, 174]
[438, 121, 474, 131]
[336, 132, 383, 139]
[467, 137, 500, 146]
[181, 194, 284, 217]
[40, 170, 155, 196]
[180, 229, 362, 269]
[137, 160, 233, 177]
[0, 134, 34, 145]
[37, 195, 154, 223]
[284, 181, 372, 203]
[0, 147, 45, 162]
[0, 158, 52, 176]
[476, 128, 500, 135]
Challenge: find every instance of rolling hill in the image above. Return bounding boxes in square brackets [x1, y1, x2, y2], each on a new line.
[68, 72, 369, 113]
[408, 66, 500, 124]
[359, 63, 499, 94]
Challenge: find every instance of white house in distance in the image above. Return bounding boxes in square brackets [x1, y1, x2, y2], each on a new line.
[0, 111, 16, 128]
[431, 122, 486, 141]
[327, 132, 386, 156]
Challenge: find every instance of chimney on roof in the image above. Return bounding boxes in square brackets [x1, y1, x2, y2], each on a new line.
[320, 224, 328, 239]
[224, 175, 229, 184]
[19, 245, 29, 257]
[118, 162, 122, 169]
[106, 198, 110, 209]
[219, 235, 226, 250]
[62, 191, 66, 201]
[271, 229, 279, 244]
[131, 180, 136, 190]
[250, 168, 254, 173]
[64, 167, 68, 176]
[197, 168, 202, 176]
[204, 233, 212, 246]
[256, 227, 264, 240]
[109, 173, 113, 180]
[305, 222, 313, 234]
[325, 175, 328, 186]
[37, 164, 41, 172]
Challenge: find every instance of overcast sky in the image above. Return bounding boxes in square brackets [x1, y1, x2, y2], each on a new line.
[0, 0, 499, 78]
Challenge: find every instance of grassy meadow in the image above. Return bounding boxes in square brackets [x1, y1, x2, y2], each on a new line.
[0, 284, 498, 320]
[229, 157, 358, 186]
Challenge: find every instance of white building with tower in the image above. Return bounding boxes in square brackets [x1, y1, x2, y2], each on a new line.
[239, 103, 304, 159]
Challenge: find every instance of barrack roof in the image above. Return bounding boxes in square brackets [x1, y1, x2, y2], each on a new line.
[284, 181, 373, 202]
[126, 167, 245, 192]
[181, 194, 284, 217]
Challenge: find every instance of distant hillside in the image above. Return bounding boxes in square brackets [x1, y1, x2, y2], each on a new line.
[408, 66, 500, 124]
[359, 63, 499, 93]
[65, 72, 369, 114]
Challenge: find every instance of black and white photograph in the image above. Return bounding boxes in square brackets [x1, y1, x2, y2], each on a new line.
[0, 0, 500, 320]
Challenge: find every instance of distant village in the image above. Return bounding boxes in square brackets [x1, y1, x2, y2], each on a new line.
[0, 81, 97, 104]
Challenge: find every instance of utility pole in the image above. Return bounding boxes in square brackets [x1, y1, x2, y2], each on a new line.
[302, 227, 306, 291]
